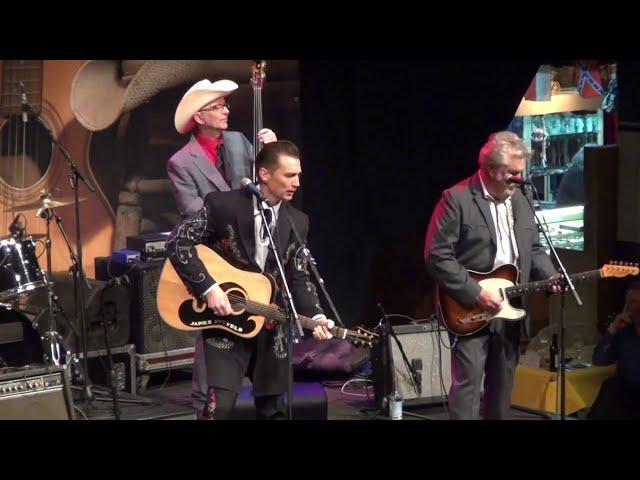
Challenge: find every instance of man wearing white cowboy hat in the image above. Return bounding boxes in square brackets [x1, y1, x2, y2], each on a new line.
[168, 79, 277, 217]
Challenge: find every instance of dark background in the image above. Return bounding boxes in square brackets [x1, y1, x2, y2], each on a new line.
[298, 60, 540, 327]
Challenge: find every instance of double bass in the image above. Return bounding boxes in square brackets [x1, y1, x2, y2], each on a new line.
[250, 60, 266, 182]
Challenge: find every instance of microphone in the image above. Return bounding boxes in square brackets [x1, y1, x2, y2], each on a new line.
[505, 174, 532, 186]
[240, 177, 271, 207]
[18, 81, 28, 123]
[8, 214, 25, 237]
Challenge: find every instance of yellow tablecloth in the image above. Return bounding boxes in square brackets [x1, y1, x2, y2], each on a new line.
[511, 364, 616, 415]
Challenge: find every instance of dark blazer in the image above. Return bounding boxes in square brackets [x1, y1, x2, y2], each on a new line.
[425, 172, 557, 308]
[167, 131, 253, 217]
[166, 189, 323, 319]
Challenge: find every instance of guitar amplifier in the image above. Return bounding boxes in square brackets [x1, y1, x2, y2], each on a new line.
[126, 232, 170, 260]
[371, 322, 452, 411]
[0, 364, 75, 420]
[128, 261, 197, 356]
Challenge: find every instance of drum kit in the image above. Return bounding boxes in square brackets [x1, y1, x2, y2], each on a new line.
[0, 192, 87, 383]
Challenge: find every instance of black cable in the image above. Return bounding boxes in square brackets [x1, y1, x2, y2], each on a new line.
[433, 315, 452, 420]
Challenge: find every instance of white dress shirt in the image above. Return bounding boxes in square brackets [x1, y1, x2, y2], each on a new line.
[479, 174, 519, 269]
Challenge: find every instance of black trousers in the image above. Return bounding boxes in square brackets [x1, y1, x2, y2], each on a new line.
[588, 376, 640, 420]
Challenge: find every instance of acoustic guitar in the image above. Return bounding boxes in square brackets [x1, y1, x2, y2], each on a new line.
[156, 245, 377, 347]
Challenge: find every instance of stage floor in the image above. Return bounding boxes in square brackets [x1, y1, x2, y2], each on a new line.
[73, 368, 551, 421]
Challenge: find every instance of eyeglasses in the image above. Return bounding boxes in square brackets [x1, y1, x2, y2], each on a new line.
[199, 103, 231, 113]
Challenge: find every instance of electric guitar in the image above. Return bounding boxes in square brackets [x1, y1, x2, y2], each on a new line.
[156, 245, 377, 347]
[437, 262, 640, 336]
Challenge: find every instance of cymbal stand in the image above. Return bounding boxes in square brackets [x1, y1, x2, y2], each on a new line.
[38, 205, 96, 404]
[35, 205, 87, 392]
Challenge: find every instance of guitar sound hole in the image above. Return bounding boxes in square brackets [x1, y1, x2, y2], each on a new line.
[0, 116, 53, 189]
[222, 285, 247, 314]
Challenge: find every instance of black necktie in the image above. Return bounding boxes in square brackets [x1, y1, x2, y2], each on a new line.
[261, 208, 274, 240]
[216, 143, 230, 186]
[262, 209, 279, 274]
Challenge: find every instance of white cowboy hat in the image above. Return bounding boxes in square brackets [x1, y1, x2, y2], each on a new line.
[173, 79, 238, 134]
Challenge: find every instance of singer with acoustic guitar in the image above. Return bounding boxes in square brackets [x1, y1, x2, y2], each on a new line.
[165, 140, 334, 420]
[424, 131, 561, 420]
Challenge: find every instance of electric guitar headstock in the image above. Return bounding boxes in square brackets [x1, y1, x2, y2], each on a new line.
[601, 261, 640, 279]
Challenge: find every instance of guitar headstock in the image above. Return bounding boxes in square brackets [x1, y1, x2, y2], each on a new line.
[344, 327, 379, 348]
[250, 60, 266, 89]
[601, 261, 640, 278]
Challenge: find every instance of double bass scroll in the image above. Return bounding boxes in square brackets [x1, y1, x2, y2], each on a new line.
[251, 60, 266, 182]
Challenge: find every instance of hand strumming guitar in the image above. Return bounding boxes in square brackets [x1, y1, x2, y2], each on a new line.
[205, 284, 233, 316]
[476, 288, 502, 312]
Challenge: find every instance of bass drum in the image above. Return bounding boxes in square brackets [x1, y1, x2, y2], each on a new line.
[0, 307, 43, 368]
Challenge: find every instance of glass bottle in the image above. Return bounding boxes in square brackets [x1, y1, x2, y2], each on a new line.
[388, 386, 403, 420]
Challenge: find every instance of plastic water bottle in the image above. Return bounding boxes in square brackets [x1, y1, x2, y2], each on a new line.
[389, 389, 403, 420]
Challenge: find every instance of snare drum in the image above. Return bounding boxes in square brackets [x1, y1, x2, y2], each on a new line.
[0, 236, 47, 302]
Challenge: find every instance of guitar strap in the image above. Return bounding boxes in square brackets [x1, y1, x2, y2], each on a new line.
[505, 198, 519, 265]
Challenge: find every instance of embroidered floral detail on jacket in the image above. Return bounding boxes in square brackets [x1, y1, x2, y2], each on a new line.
[211, 225, 250, 267]
[273, 324, 287, 359]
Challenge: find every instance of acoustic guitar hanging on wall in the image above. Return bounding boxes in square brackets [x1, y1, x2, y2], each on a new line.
[0, 60, 52, 190]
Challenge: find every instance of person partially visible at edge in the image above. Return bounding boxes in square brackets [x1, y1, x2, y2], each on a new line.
[589, 282, 640, 419]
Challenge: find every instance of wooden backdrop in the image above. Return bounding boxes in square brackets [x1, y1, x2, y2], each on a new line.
[0, 60, 113, 278]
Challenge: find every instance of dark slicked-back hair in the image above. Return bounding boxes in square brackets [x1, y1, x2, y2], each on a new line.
[256, 140, 300, 181]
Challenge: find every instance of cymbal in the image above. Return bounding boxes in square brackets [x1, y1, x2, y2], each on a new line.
[4, 196, 87, 213]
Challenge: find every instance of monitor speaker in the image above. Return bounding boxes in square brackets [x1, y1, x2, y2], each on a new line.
[371, 322, 452, 410]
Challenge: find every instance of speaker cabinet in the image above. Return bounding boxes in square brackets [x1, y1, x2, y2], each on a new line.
[0, 365, 74, 420]
[19, 273, 131, 353]
[95, 257, 197, 356]
[128, 261, 197, 355]
[372, 322, 452, 409]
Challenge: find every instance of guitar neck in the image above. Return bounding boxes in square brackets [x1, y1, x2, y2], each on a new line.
[505, 269, 602, 298]
[241, 297, 347, 337]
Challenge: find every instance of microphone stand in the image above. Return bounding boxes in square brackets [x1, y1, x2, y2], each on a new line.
[18, 81, 28, 189]
[43, 125, 97, 407]
[284, 214, 344, 327]
[519, 183, 582, 420]
[257, 200, 303, 420]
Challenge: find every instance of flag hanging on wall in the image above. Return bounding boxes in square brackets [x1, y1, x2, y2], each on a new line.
[575, 61, 605, 98]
